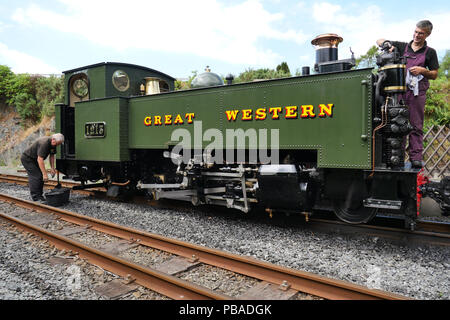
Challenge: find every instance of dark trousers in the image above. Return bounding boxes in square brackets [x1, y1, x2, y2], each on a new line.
[20, 154, 44, 200]
[404, 90, 426, 162]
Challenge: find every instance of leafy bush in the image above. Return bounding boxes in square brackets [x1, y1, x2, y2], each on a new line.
[355, 45, 379, 69]
[175, 71, 198, 91]
[14, 92, 39, 124]
[234, 67, 291, 84]
[0, 65, 63, 126]
[35, 76, 64, 118]
[276, 62, 291, 75]
[424, 51, 450, 130]
[424, 76, 450, 130]
[0, 65, 14, 107]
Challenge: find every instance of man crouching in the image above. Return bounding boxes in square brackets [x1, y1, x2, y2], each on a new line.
[20, 133, 64, 202]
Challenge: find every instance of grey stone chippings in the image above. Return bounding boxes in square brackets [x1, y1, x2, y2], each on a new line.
[0, 183, 448, 300]
[0, 219, 104, 300]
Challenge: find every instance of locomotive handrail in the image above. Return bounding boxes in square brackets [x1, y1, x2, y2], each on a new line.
[361, 79, 370, 141]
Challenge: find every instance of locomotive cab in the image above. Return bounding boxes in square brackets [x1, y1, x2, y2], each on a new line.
[55, 62, 176, 181]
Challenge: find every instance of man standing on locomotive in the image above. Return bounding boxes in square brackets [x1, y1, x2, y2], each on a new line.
[20, 133, 64, 202]
[376, 20, 439, 169]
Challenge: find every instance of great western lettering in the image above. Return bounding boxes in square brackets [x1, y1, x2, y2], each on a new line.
[225, 104, 334, 121]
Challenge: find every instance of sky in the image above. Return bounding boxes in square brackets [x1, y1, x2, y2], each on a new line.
[0, 0, 449, 79]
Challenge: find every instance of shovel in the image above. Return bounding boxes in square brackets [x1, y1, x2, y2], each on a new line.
[55, 170, 61, 189]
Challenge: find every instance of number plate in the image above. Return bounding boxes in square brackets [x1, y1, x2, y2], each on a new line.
[85, 122, 106, 138]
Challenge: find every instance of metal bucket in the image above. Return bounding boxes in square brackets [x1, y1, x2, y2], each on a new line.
[44, 187, 70, 207]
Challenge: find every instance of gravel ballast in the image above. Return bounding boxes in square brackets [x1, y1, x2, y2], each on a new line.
[0, 182, 448, 300]
[0, 217, 106, 300]
[0, 205, 167, 300]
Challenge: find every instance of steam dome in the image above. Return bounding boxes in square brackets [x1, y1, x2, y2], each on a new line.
[191, 66, 224, 88]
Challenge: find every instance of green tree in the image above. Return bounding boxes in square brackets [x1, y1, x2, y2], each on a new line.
[0, 65, 15, 107]
[11, 74, 41, 124]
[276, 62, 291, 75]
[355, 45, 379, 69]
[35, 76, 64, 118]
[437, 50, 449, 78]
[234, 65, 290, 84]
[424, 52, 450, 130]
[0, 65, 64, 126]
[175, 70, 197, 90]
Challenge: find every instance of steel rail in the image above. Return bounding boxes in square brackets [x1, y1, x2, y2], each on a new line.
[0, 173, 103, 188]
[307, 217, 450, 247]
[0, 210, 230, 300]
[416, 220, 450, 234]
[0, 174, 102, 195]
[0, 192, 407, 300]
[0, 174, 30, 184]
[0, 173, 85, 188]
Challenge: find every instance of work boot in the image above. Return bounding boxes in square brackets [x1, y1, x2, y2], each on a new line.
[33, 196, 46, 203]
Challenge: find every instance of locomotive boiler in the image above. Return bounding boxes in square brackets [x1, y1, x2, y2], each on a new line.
[55, 34, 449, 229]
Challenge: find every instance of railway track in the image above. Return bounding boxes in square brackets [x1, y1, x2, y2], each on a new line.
[0, 173, 101, 195]
[304, 216, 450, 247]
[0, 191, 407, 300]
[0, 173, 78, 187]
[1, 173, 449, 247]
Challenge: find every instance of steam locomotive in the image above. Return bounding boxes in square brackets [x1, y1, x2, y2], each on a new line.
[55, 34, 449, 229]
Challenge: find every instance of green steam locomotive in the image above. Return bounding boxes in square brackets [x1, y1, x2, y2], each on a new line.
[55, 34, 449, 229]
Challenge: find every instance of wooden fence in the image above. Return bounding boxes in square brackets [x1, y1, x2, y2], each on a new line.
[406, 125, 450, 178]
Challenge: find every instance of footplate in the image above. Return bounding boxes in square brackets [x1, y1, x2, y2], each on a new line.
[364, 198, 402, 210]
